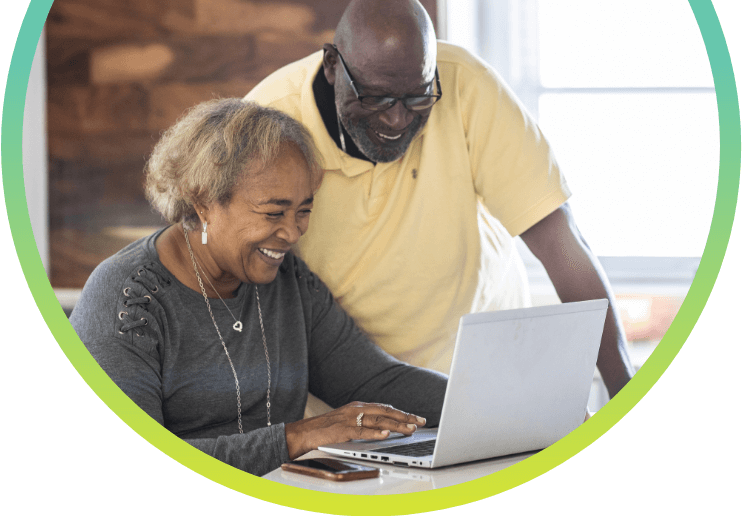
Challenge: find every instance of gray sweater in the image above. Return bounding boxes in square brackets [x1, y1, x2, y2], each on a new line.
[71, 228, 447, 476]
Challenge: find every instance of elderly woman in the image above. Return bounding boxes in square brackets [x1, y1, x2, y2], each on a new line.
[70, 99, 447, 477]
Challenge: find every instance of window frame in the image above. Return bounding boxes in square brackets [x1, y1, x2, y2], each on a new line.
[441, 0, 712, 289]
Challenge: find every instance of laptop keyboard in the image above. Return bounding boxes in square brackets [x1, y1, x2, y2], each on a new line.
[371, 439, 436, 457]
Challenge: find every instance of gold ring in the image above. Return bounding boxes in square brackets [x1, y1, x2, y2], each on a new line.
[356, 412, 364, 427]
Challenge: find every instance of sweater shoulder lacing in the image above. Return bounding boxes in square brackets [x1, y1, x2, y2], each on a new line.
[117, 263, 171, 338]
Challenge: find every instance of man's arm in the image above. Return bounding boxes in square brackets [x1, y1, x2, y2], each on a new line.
[519, 202, 635, 397]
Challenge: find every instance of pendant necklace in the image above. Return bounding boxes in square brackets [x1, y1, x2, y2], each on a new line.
[194, 258, 243, 332]
[184, 226, 272, 430]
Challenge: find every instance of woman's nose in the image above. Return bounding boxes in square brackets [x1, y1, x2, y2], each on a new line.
[277, 216, 302, 244]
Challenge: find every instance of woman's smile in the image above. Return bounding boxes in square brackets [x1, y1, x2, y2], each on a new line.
[258, 248, 287, 260]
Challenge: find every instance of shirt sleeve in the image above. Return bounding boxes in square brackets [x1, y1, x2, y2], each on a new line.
[297, 259, 448, 426]
[461, 62, 571, 236]
[71, 263, 291, 477]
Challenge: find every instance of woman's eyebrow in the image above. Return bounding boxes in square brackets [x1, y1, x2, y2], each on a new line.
[259, 196, 314, 207]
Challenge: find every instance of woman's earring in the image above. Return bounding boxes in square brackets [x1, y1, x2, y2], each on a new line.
[201, 221, 208, 245]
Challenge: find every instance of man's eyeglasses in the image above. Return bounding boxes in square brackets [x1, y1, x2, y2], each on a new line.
[333, 44, 442, 112]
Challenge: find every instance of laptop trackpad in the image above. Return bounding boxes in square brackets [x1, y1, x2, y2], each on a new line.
[322, 428, 437, 452]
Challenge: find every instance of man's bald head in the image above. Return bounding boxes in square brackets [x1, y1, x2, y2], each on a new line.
[334, 0, 437, 79]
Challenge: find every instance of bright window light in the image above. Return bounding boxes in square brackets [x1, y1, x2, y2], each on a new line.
[538, 0, 713, 88]
[445, 0, 719, 260]
[538, 93, 718, 257]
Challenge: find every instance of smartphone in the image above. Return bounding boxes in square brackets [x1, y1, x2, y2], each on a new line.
[281, 458, 379, 481]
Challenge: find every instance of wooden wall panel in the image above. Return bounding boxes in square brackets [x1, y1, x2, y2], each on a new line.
[48, 84, 151, 133]
[46, 0, 196, 40]
[47, 0, 438, 288]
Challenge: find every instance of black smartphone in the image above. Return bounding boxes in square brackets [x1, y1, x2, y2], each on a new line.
[281, 458, 379, 481]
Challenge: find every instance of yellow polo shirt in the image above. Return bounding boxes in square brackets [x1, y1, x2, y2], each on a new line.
[246, 42, 570, 373]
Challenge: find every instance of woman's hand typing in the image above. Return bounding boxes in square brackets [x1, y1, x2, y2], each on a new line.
[284, 402, 426, 460]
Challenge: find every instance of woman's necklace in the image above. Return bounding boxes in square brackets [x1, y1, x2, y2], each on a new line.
[194, 259, 243, 332]
[184, 227, 272, 430]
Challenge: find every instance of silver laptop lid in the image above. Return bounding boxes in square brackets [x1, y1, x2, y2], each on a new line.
[432, 299, 608, 467]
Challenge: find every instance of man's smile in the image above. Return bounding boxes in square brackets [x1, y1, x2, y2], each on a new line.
[374, 130, 402, 140]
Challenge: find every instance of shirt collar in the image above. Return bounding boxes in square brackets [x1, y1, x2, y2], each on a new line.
[312, 61, 371, 163]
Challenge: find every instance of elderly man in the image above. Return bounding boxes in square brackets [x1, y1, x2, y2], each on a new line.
[245, 0, 634, 399]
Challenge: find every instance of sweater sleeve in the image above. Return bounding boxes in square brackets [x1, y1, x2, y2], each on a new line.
[71, 261, 291, 477]
[298, 259, 448, 426]
[84, 334, 291, 476]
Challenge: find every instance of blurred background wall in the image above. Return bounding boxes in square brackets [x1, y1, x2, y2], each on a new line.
[45, 0, 438, 288]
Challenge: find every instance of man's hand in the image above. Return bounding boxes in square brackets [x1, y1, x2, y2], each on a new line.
[520, 203, 635, 397]
[284, 402, 426, 460]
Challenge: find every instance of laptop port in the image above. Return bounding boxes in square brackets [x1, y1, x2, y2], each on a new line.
[361, 454, 367, 458]
[370, 455, 378, 459]
[381, 457, 389, 462]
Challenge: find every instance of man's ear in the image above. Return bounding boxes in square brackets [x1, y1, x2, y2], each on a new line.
[322, 43, 338, 86]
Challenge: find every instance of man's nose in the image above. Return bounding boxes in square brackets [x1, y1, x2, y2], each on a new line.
[377, 101, 414, 131]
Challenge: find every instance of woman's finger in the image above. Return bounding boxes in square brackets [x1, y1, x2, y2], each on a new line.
[349, 402, 426, 427]
[349, 426, 391, 441]
[352, 406, 421, 436]
[357, 413, 419, 435]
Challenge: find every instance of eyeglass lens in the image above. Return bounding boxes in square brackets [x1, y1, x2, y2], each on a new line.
[334, 45, 440, 112]
[361, 96, 438, 111]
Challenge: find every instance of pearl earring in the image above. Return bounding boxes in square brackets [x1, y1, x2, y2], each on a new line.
[201, 221, 208, 245]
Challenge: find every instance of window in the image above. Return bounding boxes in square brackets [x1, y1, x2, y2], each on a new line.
[443, 0, 719, 406]
[445, 0, 717, 259]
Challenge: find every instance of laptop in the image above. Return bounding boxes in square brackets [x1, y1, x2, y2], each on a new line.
[319, 299, 609, 469]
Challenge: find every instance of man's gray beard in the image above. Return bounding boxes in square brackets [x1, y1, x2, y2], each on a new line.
[339, 111, 423, 163]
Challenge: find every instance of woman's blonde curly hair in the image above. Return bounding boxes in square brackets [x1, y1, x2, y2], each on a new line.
[145, 98, 323, 230]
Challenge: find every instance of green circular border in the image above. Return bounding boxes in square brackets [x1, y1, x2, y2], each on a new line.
[2, 1, 739, 513]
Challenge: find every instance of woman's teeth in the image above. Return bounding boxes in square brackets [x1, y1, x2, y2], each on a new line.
[259, 248, 285, 260]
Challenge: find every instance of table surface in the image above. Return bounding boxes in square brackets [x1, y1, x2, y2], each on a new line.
[263, 449, 536, 494]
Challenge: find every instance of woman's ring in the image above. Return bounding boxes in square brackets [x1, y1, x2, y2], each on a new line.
[356, 412, 364, 427]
